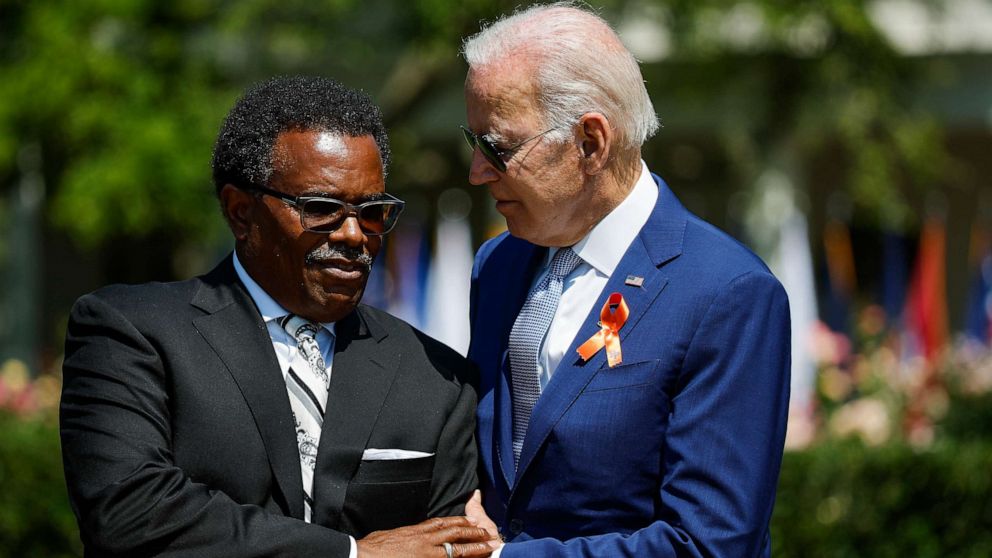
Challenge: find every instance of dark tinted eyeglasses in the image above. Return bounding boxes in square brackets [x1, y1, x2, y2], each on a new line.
[460, 125, 563, 172]
[242, 184, 405, 235]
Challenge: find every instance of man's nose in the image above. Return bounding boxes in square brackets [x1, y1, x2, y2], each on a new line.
[330, 215, 366, 246]
[468, 149, 500, 186]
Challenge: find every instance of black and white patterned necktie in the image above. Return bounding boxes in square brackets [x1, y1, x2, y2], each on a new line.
[507, 247, 581, 467]
[279, 314, 331, 522]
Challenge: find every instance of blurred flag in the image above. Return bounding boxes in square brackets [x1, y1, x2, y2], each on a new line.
[771, 212, 819, 416]
[741, 167, 818, 423]
[424, 211, 474, 356]
[904, 218, 949, 362]
[880, 230, 910, 328]
[361, 239, 390, 311]
[388, 219, 431, 330]
[964, 225, 992, 344]
[822, 218, 856, 334]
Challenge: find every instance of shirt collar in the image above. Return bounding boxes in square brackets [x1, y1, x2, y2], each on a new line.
[232, 252, 336, 335]
[558, 160, 658, 276]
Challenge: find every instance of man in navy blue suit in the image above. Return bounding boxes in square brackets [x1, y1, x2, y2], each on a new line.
[461, 3, 792, 556]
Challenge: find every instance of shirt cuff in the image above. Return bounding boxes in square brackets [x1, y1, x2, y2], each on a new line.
[492, 542, 505, 557]
[349, 536, 358, 558]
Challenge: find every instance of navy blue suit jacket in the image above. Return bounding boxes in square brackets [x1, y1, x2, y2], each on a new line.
[468, 174, 791, 557]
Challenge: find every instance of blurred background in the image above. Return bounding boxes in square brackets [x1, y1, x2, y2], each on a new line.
[1, 0, 991, 555]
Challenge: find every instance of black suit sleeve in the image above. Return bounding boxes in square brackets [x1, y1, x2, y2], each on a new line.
[60, 293, 351, 557]
[427, 366, 479, 518]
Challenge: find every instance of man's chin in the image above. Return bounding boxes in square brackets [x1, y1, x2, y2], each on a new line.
[505, 220, 546, 245]
[504, 217, 528, 239]
[294, 278, 367, 323]
[300, 295, 361, 323]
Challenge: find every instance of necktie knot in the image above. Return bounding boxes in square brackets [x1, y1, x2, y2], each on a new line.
[281, 315, 320, 343]
[280, 315, 329, 388]
[549, 247, 581, 280]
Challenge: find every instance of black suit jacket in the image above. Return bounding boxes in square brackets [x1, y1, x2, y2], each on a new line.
[60, 256, 479, 557]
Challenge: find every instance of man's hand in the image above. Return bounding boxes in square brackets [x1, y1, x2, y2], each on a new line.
[357, 516, 499, 558]
[464, 490, 499, 541]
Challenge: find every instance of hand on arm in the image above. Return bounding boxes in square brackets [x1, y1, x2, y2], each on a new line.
[357, 516, 498, 558]
[465, 490, 503, 557]
[464, 490, 499, 540]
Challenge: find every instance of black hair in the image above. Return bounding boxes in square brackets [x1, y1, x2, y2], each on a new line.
[211, 75, 391, 196]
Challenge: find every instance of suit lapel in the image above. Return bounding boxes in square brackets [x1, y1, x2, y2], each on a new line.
[494, 350, 516, 490]
[190, 258, 305, 519]
[513, 175, 688, 486]
[491, 243, 545, 490]
[311, 307, 397, 529]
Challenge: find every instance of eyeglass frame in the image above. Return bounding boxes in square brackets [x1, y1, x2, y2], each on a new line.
[460, 124, 569, 173]
[238, 183, 406, 236]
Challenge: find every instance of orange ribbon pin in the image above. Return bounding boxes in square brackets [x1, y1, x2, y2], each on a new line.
[576, 292, 629, 367]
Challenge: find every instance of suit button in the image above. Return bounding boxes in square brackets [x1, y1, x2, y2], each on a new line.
[509, 519, 523, 535]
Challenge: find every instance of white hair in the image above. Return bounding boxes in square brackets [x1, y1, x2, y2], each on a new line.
[462, 2, 660, 154]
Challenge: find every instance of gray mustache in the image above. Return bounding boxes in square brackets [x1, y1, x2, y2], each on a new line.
[305, 245, 373, 269]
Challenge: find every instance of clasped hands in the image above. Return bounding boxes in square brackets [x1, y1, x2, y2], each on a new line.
[356, 490, 501, 558]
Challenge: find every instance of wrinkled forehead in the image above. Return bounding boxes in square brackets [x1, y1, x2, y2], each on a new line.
[465, 62, 544, 130]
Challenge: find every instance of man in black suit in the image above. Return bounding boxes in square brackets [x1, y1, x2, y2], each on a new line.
[60, 76, 498, 558]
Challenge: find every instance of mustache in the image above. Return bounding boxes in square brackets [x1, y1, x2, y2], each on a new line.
[305, 244, 374, 269]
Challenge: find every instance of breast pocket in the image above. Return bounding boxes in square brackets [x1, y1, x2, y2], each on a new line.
[558, 359, 670, 485]
[583, 359, 662, 392]
[352, 454, 435, 484]
[344, 455, 435, 537]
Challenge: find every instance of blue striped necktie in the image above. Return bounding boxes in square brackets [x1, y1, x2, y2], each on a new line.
[280, 315, 331, 523]
[507, 247, 581, 467]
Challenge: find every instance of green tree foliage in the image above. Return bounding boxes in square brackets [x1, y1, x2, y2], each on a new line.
[0, 0, 947, 251]
[655, 0, 947, 229]
[0, 0, 509, 248]
[2, 0, 236, 246]
[0, 413, 80, 557]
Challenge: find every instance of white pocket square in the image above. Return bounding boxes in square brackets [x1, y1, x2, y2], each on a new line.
[361, 448, 434, 460]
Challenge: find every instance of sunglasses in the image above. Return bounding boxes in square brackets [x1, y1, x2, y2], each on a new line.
[242, 184, 405, 235]
[460, 125, 563, 172]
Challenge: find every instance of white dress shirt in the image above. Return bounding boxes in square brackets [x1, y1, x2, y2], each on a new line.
[232, 253, 358, 558]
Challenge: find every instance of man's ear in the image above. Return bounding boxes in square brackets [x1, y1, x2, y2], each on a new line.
[219, 184, 254, 241]
[577, 112, 612, 176]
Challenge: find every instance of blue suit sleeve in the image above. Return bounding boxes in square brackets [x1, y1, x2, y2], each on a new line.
[501, 271, 791, 558]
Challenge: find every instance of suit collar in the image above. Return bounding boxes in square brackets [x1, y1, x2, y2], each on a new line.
[348, 303, 385, 342]
[231, 251, 290, 324]
[641, 173, 687, 266]
[189, 255, 242, 314]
